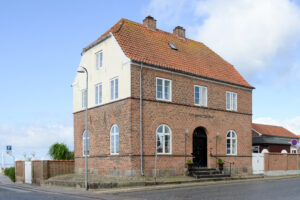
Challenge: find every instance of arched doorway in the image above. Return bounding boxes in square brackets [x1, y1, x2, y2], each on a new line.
[192, 127, 207, 167]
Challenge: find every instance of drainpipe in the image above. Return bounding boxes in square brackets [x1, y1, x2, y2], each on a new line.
[139, 63, 144, 176]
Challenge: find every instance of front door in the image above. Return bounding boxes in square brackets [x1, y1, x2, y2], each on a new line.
[193, 127, 207, 167]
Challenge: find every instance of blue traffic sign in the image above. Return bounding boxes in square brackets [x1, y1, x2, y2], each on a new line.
[6, 145, 12, 151]
[292, 140, 298, 146]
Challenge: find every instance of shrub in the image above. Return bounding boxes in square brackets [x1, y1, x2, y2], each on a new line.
[4, 167, 15, 182]
[217, 158, 224, 165]
[186, 159, 194, 165]
[49, 143, 74, 160]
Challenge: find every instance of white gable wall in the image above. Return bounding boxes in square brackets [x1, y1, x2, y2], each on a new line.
[73, 34, 131, 113]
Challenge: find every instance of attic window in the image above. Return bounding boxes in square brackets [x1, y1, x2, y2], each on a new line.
[168, 42, 177, 50]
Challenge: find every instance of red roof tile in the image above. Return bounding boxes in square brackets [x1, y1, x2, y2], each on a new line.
[84, 18, 253, 88]
[252, 123, 298, 138]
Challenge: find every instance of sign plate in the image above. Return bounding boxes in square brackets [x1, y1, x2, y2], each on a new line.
[291, 139, 298, 146]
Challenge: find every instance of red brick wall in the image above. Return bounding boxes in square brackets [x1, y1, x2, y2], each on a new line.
[15, 160, 74, 184]
[15, 161, 24, 183]
[74, 64, 253, 176]
[264, 153, 300, 171]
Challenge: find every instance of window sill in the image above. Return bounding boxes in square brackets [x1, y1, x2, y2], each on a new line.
[110, 153, 119, 156]
[156, 98, 172, 102]
[195, 104, 207, 107]
[157, 153, 172, 155]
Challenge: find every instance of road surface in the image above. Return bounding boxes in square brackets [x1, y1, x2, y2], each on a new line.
[0, 175, 300, 200]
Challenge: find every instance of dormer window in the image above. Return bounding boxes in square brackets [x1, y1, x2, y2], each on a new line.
[168, 43, 177, 50]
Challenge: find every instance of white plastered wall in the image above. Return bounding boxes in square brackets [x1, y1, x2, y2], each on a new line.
[73, 34, 131, 112]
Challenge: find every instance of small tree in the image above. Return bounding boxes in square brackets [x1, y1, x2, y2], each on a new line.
[49, 143, 74, 160]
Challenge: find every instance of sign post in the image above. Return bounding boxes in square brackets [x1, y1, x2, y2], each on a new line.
[291, 139, 299, 170]
[6, 145, 15, 167]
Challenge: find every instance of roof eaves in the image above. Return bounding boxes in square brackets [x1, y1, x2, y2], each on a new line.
[81, 32, 112, 55]
[131, 60, 255, 90]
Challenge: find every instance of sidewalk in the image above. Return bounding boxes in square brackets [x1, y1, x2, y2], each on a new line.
[0, 174, 13, 184]
[43, 173, 264, 189]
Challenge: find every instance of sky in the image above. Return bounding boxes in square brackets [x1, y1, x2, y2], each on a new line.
[0, 0, 300, 165]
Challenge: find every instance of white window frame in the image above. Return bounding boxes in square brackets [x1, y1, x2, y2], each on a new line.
[226, 130, 237, 155]
[110, 77, 119, 101]
[226, 91, 237, 111]
[81, 89, 87, 108]
[156, 124, 172, 155]
[95, 83, 102, 105]
[96, 51, 103, 70]
[156, 77, 172, 101]
[194, 85, 207, 107]
[290, 146, 298, 154]
[110, 124, 119, 155]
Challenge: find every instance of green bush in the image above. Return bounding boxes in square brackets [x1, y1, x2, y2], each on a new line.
[4, 167, 15, 182]
[49, 143, 74, 160]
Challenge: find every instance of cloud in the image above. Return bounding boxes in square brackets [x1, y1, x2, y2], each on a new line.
[0, 121, 73, 161]
[146, 0, 300, 78]
[254, 116, 300, 135]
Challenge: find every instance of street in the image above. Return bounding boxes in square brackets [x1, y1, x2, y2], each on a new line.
[0, 177, 300, 200]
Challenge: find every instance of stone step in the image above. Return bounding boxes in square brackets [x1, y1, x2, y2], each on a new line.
[191, 171, 221, 176]
[196, 174, 230, 179]
[188, 167, 217, 171]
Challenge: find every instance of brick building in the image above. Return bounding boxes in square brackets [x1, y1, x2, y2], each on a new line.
[72, 16, 254, 176]
[252, 123, 299, 153]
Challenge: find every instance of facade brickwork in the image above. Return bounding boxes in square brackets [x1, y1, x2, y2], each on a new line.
[264, 153, 300, 171]
[74, 64, 253, 176]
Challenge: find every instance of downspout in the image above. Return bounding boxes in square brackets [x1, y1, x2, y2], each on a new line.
[139, 63, 144, 176]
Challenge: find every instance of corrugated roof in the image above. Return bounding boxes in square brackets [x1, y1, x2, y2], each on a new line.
[252, 123, 298, 138]
[84, 18, 253, 88]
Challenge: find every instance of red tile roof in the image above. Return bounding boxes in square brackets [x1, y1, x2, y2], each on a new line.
[84, 18, 253, 88]
[252, 123, 298, 138]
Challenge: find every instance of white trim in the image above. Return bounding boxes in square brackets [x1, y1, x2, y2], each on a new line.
[226, 130, 237, 155]
[110, 77, 119, 101]
[156, 124, 172, 155]
[194, 85, 207, 107]
[156, 77, 172, 102]
[252, 128, 263, 136]
[95, 83, 102, 105]
[226, 91, 237, 111]
[110, 124, 119, 155]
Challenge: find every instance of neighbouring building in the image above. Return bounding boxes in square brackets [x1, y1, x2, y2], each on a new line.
[72, 16, 254, 177]
[252, 123, 299, 153]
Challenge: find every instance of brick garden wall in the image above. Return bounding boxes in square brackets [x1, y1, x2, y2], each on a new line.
[15, 160, 74, 184]
[15, 161, 24, 183]
[264, 153, 300, 171]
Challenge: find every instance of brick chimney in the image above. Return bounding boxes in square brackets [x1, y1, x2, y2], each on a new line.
[143, 15, 157, 31]
[173, 26, 185, 39]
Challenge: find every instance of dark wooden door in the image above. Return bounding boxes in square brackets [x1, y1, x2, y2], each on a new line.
[192, 127, 207, 167]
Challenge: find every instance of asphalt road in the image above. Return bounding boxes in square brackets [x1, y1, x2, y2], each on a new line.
[0, 177, 300, 200]
[117, 177, 300, 200]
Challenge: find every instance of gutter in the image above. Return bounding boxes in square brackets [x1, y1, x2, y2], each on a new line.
[130, 61, 144, 176]
[81, 33, 112, 55]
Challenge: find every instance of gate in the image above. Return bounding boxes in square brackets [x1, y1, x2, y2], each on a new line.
[24, 161, 32, 184]
[252, 153, 264, 174]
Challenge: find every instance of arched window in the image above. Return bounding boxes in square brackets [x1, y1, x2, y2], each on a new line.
[110, 125, 119, 154]
[156, 124, 172, 154]
[226, 130, 237, 155]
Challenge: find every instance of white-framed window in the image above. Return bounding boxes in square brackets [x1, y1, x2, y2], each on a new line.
[194, 85, 207, 107]
[110, 77, 119, 101]
[156, 78, 172, 101]
[95, 83, 102, 105]
[96, 51, 103, 69]
[226, 130, 237, 155]
[291, 146, 298, 154]
[110, 124, 119, 155]
[81, 89, 87, 108]
[226, 91, 237, 111]
[156, 124, 172, 154]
